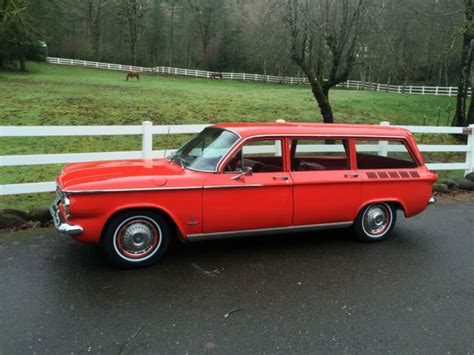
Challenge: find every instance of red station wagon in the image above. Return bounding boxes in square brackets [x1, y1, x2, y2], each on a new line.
[50, 123, 438, 268]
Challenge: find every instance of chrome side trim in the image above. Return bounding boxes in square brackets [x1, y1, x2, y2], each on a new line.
[63, 186, 203, 194]
[203, 184, 264, 189]
[64, 184, 267, 194]
[187, 221, 353, 241]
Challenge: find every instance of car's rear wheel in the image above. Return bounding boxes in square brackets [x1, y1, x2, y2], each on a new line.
[354, 202, 396, 242]
[102, 210, 170, 268]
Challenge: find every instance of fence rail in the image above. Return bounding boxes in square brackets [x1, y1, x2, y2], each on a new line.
[1, 121, 473, 195]
[46, 57, 464, 97]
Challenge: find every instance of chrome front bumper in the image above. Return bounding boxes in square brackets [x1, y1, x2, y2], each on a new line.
[49, 201, 83, 236]
[428, 196, 437, 205]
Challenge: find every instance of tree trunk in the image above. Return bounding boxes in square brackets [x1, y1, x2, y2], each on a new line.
[132, 42, 137, 65]
[19, 57, 26, 72]
[467, 95, 474, 126]
[294, 61, 335, 124]
[453, 38, 473, 127]
[467, 67, 474, 126]
[308, 81, 334, 124]
[168, 3, 174, 67]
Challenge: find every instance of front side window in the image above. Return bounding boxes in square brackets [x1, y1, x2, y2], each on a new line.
[355, 139, 417, 169]
[290, 139, 350, 171]
[170, 127, 239, 171]
[224, 139, 283, 173]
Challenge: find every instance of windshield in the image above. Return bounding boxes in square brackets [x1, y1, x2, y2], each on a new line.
[170, 127, 239, 172]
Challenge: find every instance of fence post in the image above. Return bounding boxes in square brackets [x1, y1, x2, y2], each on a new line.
[346, 81, 350, 89]
[243, 73, 246, 81]
[142, 121, 153, 160]
[377, 83, 380, 91]
[379, 121, 390, 156]
[448, 87, 453, 97]
[435, 86, 439, 96]
[422, 86, 425, 95]
[274, 140, 281, 157]
[465, 124, 474, 175]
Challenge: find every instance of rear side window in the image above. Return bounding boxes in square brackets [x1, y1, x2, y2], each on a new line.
[355, 139, 417, 169]
[290, 139, 350, 171]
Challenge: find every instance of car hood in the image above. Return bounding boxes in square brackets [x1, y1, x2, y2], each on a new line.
[58, 159, 206, 192]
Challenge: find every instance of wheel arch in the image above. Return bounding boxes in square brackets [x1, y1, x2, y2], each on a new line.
[101, 204, 186, 243]
[356, 198, 407, 218]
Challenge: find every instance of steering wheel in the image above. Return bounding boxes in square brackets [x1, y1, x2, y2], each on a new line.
[224, 151, 242, 172]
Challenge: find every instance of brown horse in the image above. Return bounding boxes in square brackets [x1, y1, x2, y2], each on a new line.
[209, 72, 223, 79]
[126, 71, 140, 81]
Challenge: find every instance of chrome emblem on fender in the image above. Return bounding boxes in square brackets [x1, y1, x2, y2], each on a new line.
[187, 216, 198, 226]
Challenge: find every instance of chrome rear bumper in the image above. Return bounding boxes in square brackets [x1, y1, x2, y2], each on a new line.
[428, 196, 437, 205]
[49, 201, 83, 236]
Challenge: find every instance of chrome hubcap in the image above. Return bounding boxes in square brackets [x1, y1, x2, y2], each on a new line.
[364, 205, 389, 235]
[120, 222, 155, 255]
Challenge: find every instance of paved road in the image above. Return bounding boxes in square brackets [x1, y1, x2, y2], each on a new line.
[0, 199, 473, 354]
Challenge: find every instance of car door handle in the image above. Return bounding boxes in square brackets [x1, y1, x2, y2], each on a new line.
[273, 176, 289, 181]
[344, 173, 359, 178]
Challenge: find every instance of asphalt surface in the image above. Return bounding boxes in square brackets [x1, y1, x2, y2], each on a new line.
[0, 199, 473, 354]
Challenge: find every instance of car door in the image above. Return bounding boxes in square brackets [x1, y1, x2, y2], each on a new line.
[202, 138, 293, 234]
[289, 137, 362, 226]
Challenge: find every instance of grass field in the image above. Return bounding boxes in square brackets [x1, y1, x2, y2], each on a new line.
[0, 63, 463, 209]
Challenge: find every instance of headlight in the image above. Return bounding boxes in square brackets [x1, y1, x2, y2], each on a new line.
[63, 195, 71, 219]
[56, 185, 63, 202]
[56, 186, 71, 219]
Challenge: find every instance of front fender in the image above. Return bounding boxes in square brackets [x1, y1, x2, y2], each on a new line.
[68, 189, 202, 244]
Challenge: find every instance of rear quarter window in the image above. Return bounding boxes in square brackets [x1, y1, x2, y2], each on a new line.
[355, 139, 418, 169]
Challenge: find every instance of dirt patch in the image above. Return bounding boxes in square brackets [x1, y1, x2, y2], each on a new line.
[434, 190, 474, 203]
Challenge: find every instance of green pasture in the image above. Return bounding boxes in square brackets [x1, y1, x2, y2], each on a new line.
[0, 63, 463, 209]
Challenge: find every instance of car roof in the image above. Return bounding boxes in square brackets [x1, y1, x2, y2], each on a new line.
[213, 122, 411, 139]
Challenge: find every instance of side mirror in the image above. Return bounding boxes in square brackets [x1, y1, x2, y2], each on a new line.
[231, 166, 253, 180]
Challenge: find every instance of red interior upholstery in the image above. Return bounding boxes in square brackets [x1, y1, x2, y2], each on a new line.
[292, 157, 348, 171]
[356, 153, 417, 169]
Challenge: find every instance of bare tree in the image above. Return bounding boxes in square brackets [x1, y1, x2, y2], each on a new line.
[85, 0, 107, 60]
[120, 0, 147, 65]
[452, 0, 474, 127]
[162, 0, 183, 67]
[187, 0, 223, 66]
[285, 0, 367, 123]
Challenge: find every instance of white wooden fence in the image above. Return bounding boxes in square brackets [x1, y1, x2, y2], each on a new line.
[1, 122, 473, 195]
[46, 57, 463, 97]
[340, 81, 469, 97]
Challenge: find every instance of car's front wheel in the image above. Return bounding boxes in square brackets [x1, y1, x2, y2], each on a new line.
[102, 210, 170, 268]
[354, 202, 397, 242]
